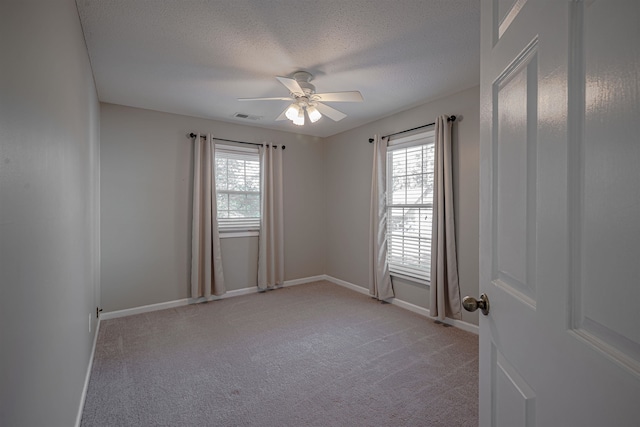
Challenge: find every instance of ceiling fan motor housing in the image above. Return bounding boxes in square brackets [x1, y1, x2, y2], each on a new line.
[293, 71, 316, 96]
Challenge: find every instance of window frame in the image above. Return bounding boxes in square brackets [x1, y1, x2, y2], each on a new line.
[386, 130, 435, 286]
[214, 143, 261, 236]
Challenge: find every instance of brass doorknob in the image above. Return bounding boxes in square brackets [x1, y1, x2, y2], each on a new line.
[462, 293, 490, 315]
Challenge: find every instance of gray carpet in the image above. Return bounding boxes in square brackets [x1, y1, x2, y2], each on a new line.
[81, 281, 478, 426]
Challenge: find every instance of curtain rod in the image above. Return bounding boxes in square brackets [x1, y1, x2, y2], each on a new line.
[368, 115, 456, 143]
[188, 133, 285, 149]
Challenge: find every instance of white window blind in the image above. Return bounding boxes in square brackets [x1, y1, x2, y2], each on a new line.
[386, 131, 435, 283]
[215, 145, 260, 231]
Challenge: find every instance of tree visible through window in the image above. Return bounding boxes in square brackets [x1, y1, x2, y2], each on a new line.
[387, 131, 434, 282]
[215, 146, 260, 231]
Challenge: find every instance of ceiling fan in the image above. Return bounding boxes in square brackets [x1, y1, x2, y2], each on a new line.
[238, 71, 363, 125]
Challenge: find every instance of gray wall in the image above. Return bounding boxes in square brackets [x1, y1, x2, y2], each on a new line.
[100, 104, 326, 311]
[324, 87, 480, 325]
[0, 1, 101, 425]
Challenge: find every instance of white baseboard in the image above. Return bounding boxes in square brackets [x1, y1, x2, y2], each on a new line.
[283, 275, 327, 287]
[390, 298, 479, 335]
[100, 275, 328, 321]
[323, 275, 370, 296]
[189, 286, 261, 304]
[75, 317, 101, 427]
[100, 298, 190, 320]
[101, 289, 263, 320]
[324, 275, 479, 335]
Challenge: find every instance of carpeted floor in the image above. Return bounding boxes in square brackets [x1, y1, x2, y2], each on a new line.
[81, 281, 478, 426]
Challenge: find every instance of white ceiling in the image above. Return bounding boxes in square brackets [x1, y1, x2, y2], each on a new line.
[77, 0, 480, 138]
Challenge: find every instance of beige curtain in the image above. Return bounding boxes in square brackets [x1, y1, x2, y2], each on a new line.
[368, 135, 394, 300]
[430, 116, 462, 319]
[258, 144, 284, 290]
[190, 134, 225, 298]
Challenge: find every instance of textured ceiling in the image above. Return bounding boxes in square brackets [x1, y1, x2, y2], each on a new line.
[77, 0, 480, 138]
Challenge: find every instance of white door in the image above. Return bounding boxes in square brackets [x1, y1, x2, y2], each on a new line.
[478, 0, 640, 426]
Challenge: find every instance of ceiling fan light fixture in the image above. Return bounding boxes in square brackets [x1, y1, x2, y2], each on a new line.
[307, 105, 322, 123]
[292, 108, 305, 126]
[285, 103, 300, 121]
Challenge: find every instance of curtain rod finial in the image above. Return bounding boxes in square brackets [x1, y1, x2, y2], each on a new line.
[369, 138, 374, 143]
[449, 115, 456, 122]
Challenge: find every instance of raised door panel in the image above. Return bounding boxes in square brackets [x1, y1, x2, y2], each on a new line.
[492, 40, 538, 308]
[570, 1, 640, 375]
[493, 345, 536, 427]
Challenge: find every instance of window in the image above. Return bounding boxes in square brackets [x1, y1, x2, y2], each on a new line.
[386, 131, 435, 283]
[215, 145, 260, 232]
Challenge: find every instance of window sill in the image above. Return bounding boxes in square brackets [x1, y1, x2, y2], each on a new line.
[219, 230, 259, 239]
[390, 271, 430, 287]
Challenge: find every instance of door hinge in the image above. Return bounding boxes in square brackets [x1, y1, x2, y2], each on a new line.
[96, 307, 103, 318]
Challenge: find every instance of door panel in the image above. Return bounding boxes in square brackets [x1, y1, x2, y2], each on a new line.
[480, 0, 640, 426]
[570, 0, 640, 374]
[493, 345, 536, 427]
[493, 40, 538, 307]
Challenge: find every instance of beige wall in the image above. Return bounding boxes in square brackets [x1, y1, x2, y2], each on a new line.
[100, 104, 326, 311]
[0, 1, 101, 425]
[324, 86, 480, 325]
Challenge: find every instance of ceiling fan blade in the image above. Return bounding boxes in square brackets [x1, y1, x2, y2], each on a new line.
[314, 91, 363, 102]
[315, 102, 347, 121]
[275, 105, 290, 121]
[238, 97, 292, 101]
[276, 76, 305, 96]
